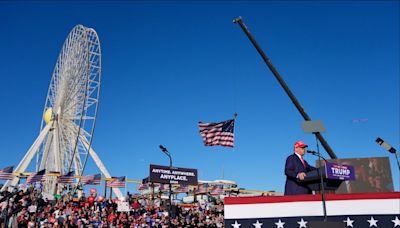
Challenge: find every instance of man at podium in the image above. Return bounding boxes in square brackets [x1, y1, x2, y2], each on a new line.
[284, 140, 316, 195]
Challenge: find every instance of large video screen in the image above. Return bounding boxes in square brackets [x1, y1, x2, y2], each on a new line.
[324, 157, 394, 193]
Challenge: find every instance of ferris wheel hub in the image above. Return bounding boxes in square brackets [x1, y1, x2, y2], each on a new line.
[43, 108, 53, 124]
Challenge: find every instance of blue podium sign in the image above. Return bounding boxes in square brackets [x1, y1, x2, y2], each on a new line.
[325, 162, 355, 180]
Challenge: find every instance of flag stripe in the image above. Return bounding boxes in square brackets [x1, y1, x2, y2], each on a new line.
[198, 119, 235, 148]
[82, 174, 101, 185]
[174, 186, 189, 193]
[226, 199, 399, 219]
[0, 166, 13, 180]
[226, 215, 398, 228]
[57, 172, 74, 184]
[159, 184, 170, 191]
[137, 183, 148, 190]
[224, 192, 400, 204]
[0, 174, 13, 180]
[225, 195, 400, 219]
[196, 183, 208, 194]
[27, 169, 46, 184]
[106, 176, 126, 188]
[210, 185, 224, 195]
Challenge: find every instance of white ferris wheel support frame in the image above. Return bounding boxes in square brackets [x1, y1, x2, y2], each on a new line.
[1, 25, 123, 199]
[1, 123, 123, 199]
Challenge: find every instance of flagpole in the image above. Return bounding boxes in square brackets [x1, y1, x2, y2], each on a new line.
[104, 179, 107, 199]
[151, 182, 154, 206]
[159, 145, 173, 227]
[233, 113, 237, 153]
[125, 176, 127, 200]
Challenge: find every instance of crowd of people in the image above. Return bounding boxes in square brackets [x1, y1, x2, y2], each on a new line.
[0, 187, 225, 227]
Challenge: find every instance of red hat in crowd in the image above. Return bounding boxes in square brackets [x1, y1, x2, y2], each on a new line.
[294, 140, 308, 149]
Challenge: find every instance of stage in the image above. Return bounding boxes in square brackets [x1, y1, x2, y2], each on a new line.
[224, 192, 400, 227]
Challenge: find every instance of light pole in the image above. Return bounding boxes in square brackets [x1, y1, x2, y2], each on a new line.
[376, 137, 399, 171]
[159, 145, 172, 227]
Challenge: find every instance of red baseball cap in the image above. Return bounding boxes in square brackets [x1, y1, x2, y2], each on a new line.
[294, 140, 308, 148]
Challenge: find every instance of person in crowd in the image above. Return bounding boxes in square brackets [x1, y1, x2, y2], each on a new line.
[0, 185, 225, 227]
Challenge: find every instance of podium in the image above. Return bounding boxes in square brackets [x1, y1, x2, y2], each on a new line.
[300, 167, 343, 192]
[299, 162, 355, 193]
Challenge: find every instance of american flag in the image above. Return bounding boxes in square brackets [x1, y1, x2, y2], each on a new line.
[137, 183, 148, 191]
[195, 183, 209, 194]
[225, 192, 400, 228]
[159, 183, 170, 191]
[82, 173, 101, 185]
[173, 184, 189, 193]
[106, 176, 126, 188]
[57, 171, 75, 184]
[198, 119, 235, 147]
[27, 169, 46, 184]
[210, 184, 224, 195]
[0, 166, 13, 180]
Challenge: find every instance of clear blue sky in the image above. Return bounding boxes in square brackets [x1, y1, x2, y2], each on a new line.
[0, 1, 398, 193]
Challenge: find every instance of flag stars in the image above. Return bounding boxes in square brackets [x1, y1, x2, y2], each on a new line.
[231, 220, 241, 228]
[253, 220, 263, 228]
[367, 216, 378, 227]
[343, 217, 355, 227]
[229, 216, 400, 228]
[297, 218, 308, 228]
[275, 219, 285, 228]
[392, 216, 400, 227]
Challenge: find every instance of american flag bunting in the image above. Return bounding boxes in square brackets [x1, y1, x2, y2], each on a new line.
[27, 169, 46, 184]
[195, 183, 209, 194]
[159, 183, 170, 191]
[57, 171, 75, 184]
[225, 192, 400, 228]
[137, 183, 148, 191]
[0, 166, 13, 180]
[210, 184, 224, 195]
[82, 173, 101, 185]
[106, 176, 126, 188]
[174, 184, 189, 193]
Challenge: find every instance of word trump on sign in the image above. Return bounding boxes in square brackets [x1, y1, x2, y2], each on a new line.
[325, 163, 355, 180]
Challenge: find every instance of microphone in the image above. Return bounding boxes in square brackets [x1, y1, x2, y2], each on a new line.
[159, 145, 168, 153]
[307, 150, 328, 162]
[307, 150, 317, 155]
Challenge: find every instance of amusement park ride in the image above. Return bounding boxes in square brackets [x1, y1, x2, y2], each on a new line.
[1, 25, 123, 199]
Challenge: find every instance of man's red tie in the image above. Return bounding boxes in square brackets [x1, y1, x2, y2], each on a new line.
[300, 156, 306, 168]
[348, 182, 353, 193]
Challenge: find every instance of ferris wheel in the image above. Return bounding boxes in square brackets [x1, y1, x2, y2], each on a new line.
[2, 25, 123, 199]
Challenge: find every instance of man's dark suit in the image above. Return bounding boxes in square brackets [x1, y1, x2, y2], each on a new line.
[284, 154, 315, 195]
